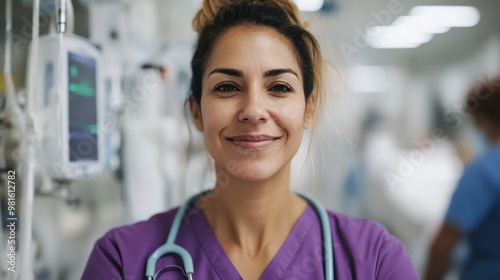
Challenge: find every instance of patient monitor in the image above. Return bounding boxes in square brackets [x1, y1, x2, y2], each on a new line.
[33, 34, 104, 180]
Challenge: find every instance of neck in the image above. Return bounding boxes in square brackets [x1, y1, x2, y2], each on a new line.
[493, 134, 500, 146]
[199, 163, 307, 253]
[486, 134, 500, 147]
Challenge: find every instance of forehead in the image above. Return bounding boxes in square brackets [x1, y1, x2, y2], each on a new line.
[205, 25, 300, 75]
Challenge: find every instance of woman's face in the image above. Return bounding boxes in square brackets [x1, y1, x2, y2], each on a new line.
[191, 25, 314, 182]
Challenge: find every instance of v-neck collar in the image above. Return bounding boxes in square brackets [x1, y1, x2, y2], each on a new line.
[188, 202, 317, 280]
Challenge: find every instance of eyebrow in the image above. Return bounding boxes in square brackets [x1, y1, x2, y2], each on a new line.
[208, 68, 243, 78]
[208, 68, 299, 79]
[264, 68, 298, 79]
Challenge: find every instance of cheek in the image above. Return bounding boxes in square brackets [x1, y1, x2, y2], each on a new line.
[279, 100, 306, 132]
[200, 101, 229, 142]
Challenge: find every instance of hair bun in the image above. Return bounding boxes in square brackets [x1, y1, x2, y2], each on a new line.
[192, 0, 308, 35]
[192, 0, 231, 34]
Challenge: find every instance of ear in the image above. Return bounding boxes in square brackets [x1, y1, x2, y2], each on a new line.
[304, 92, 316, 129]
[189, 97, 204, 132]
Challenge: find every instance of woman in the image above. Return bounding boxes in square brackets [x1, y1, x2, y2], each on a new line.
[82, 1, 418, 279]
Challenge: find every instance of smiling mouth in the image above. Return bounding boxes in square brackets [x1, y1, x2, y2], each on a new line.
[226, 135, 280, 150]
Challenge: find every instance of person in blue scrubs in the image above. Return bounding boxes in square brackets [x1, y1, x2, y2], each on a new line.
[425, 77, 500, 280]
[83, 1, 419, 279]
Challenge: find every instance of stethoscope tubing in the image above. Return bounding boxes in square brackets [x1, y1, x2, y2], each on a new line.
[145, 191, 334, 280]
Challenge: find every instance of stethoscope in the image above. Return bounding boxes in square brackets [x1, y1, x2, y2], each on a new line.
[145, 190, 335, 280]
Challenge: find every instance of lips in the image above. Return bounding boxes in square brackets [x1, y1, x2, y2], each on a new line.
[226, 135, 280, 150]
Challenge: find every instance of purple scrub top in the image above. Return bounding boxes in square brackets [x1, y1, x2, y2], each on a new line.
[82, 201, 418, 279]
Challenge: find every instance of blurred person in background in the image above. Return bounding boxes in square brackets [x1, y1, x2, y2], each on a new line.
[425, 76, 500, 280]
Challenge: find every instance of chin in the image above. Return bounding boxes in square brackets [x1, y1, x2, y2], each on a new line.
[223, 160, 285, 183]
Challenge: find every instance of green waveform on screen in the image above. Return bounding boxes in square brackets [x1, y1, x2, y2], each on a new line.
[70, 121, 98, 134]
[87, 124, 98, 134]
[70, 65, 78, 78]
[69, 83, 95, 97]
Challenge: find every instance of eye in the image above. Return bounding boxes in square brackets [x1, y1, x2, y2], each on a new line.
[214, 83, 238, 93]
[270, 84, 292, 94]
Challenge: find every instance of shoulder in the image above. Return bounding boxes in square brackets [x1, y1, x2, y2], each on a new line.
[83, 207, 181, 279]
[327, 211, 418, 279]
[100, 207, 180, 249]
[459, 148, 500, 187]
[90, 207, 181, 265]
[328, 211, 396, 251]
[467, 148, 500, 172]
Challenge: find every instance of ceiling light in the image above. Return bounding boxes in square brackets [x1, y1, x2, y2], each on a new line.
[367, 26, 434, 49]
[392, 15, 450, 34]
[368, 6, 479, 49]
[410, 6, 480, 28]
[293, 0, 324, 12]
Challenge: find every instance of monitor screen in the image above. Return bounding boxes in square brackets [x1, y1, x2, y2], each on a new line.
[68, 52, 98, 162]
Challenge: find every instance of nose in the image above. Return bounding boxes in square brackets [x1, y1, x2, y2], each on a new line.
[238, 88, 269, 124]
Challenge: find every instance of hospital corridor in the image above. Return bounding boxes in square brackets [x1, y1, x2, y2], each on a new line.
[1, 0, 500, 279]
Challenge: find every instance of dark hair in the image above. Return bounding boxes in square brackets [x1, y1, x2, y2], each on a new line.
[464, 76, 500, 124]
[190, 0, 320, 105]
